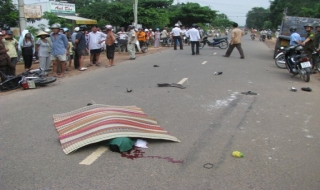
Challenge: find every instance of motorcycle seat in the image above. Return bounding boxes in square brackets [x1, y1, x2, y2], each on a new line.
[213, 37, 227, 41]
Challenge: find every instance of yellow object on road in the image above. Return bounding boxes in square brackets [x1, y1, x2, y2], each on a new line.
[232, 151, 244, 158]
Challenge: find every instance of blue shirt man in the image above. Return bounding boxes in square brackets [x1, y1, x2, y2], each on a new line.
[50, 33, 68, 55]
[290, 32, 301, 46]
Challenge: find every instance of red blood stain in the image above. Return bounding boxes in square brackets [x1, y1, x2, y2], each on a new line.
[121, 147, 184, 164]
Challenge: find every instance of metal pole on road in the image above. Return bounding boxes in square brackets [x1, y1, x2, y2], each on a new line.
[18, 0, 26, 31]
[134, 0, 138, 27]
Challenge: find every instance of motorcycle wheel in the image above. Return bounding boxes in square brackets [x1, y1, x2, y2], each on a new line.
[141, 46, 148, 53]
[34, 77, 57, 86]
[219, 41, 228, 49]
[302, 70, 310, 82]
[199, 43, 205, 49]
[274, 54, 287, 69]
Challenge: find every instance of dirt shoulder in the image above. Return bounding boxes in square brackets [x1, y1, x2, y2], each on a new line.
[1, 46, 170, 96]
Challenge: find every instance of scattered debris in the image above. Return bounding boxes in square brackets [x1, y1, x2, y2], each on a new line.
[214, 71, 223, 75]
[241, 91, 257, 95]
[126, 88, 133, 92]
[135, 139, 148, 148]
[87, 103, 93, 106]
[203, 163, 214, 169]
[154, 65, 159, 67]
[232, 151, 244, 158]
[301, 87, 312, 92]
[290, 87, 297, 92]
[157, 83, 186, 89]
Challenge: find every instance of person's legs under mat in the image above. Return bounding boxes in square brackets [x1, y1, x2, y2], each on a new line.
[235, 44, 245, 58]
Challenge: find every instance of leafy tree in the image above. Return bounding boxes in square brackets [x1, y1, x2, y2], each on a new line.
[213, 13, 233, 28]
[169, 3, 217, 27]
[0, 0, 18, 27]
[246, 7, 270, 29]
[41, 12, 71, 28]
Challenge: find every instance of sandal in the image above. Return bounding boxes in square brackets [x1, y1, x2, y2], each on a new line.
[79, 67, 87, 71]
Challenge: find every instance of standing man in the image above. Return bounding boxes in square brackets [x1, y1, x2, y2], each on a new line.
[301, 23, 315, 66]
[312, 24, 320, 72]
[75, 25, 88, 71]
[0, 32, 15, 79]
[117, 27, 128, 51]
[289, 26, 301, 46]
[50, 23, 68, 77]
[223, 22, 245, 59]
[186, 24, 201, 55]
[105, 25, 115, 67]
[160, 27, 168, 44]
[88, 25, 106, 66]
[3, 30, 18, 75]
[71, 27, 79, 69]
[127, 25, 137, 60]
[171, 24, 183, 50]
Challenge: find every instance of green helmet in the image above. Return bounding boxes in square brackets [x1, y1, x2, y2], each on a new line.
[304, 23, 313, 28]
[315, 23, 320, 28]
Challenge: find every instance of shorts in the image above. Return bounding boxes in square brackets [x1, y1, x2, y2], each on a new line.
[90, 49, 102, 54]
[106, 44, 115, 60]
[51, 54, 66, 62]
[77, 49, 87, 56]
[69, 54, 74, 60]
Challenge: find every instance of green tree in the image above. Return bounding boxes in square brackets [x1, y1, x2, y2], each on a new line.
[42, 12, 71, 28]
[213, 13, 233, 28]
[0, 0, 18, 27]
[169, 3, 217, 27]
[246, 7, 270, 29]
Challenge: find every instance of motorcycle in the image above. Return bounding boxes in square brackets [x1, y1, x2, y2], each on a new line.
[250, 34, 255, 40]
[260, 34, 266, 42]
[136, 41, 148, 53]
[274, 46, 287, 68]
[275, 45, 311, 82]
[267, 33, 272, 40]
[0, 68, 56, 92]
[214, 32, 220, 38]
[200, 35, 228, 49]
[183, 35, 190, 46]
[311, 50, 320, 72]
[114, 38, 127, 54]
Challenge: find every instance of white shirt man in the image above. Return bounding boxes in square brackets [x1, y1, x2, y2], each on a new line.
[171, 24, 183, 50]
[186, 25, 201, 55]
[88, 26, 106, 65]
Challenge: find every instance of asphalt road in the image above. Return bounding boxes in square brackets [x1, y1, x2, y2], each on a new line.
[1, 35, 320, 190]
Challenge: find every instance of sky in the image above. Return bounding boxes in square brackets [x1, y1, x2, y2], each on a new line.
[179, 0, 271, 26]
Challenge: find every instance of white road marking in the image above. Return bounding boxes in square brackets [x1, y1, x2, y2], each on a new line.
[79, 146, 108, 165]
[177, 78, 188, 85]
[201, 61, 207, 65]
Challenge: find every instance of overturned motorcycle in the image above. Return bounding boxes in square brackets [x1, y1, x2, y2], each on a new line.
[200, 36, 228, 49]
[275, 45, 312, 82]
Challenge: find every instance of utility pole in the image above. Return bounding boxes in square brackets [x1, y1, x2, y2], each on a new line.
[18, 0, 26, 31]
[133, 0, 138, 27]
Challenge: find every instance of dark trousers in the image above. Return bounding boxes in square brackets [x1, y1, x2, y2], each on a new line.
[190, 41, 199, 54]
[173, 36, 183, 50]
[74, 50, 79, 69]
[225, 43, 244, 57]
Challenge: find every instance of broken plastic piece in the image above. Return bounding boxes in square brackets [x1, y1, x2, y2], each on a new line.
[301, 87, 312, 92]
[157, 83, 186, 89]
[241, 91, 257, 95]
[126, 88, 132, 92]
[203, 163, 214, 169]
[291, 87, 297, 92]
[214, 71, 223, 75]
[154, 65, 159, 67]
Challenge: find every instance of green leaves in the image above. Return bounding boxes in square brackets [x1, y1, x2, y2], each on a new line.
[0, 0, 19, 27]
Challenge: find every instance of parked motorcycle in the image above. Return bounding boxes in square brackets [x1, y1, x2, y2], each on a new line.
[274, 46, 287, 68]
[136, 41, 148, 53]
[275, 45, 311, 82]
[267, 33, 272, 40]
[260, 35, 266, 42]
[200, 35, 228, 49]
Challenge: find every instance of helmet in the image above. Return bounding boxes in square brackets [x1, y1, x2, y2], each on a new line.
[315, 23, 320, 28]
[175, 23, 179, 27]
[156, 28, 159, 31]
[304, 23, 313, 28]
[79, 25, 87, 31]
[145, 29, 148, 32]
[62, 27, 69, 33]
[6, 30, 13, 35]
[44, 28, 51, 33]
[191, 23, 197, 28]
[128, 25, 134, 29]
[50, 23, 60, 29]
[105, 25, 112, 30]
[289, 26, 297, 32]
[74, 27, 79, 32]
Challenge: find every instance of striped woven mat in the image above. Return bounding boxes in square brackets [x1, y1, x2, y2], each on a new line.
[53, 104, 180, 154]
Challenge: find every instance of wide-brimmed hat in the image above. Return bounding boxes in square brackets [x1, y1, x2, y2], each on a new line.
[36, 31, 50, 37]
